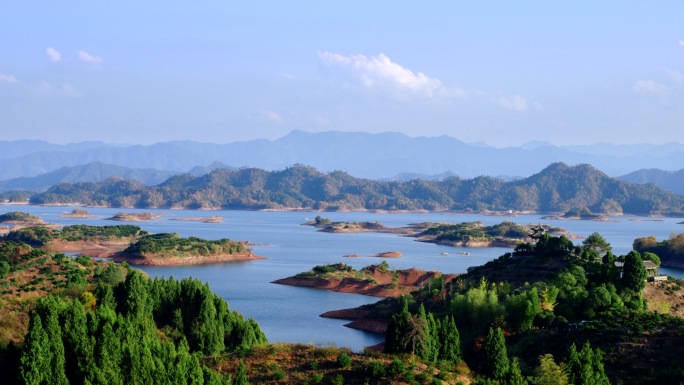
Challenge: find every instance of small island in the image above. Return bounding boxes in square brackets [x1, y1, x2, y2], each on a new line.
[106, 212, 161, 221]
[412, 220, 548, 247]
[112, 232, 264, 266]
[169, 216, 224, 223]
[304, 216, 411, 234]
[273, 261, 456, 298]
[0, 211, 45, 225]
[307, 217, 574, 249]
[60, 208, 96, 218]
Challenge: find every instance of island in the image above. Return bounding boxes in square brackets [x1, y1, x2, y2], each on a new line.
[0, 211, 45, 225]
[308, 217, 574, 249]
[305, 216, 412, 234]
[106, 212, 161, 221]
[273, 261, 456, 298]
[169, 216, 224, 223]
[3, 224, 264, 266]
[60, 208, 96, 218]
[112, 232, 263, 266]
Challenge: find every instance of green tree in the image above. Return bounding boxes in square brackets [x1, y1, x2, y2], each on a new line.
[0, 261, 10, 278]
[534, 354, 568, 385]
[485, 327, 509, 380]
[507, 357, 528, 385]
[622, 251, 647, 292]
[439, 315, 461, 363]
[20, 315, 50, 385]
[641, 251, 661, 266]
[234, 361, 249, 385]
[582, 232, 611, 255]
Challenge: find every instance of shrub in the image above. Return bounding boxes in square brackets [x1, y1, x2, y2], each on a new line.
[367, 361, 386, 379]
[388, 359, 406, 378]
[337, 353, 352, 368]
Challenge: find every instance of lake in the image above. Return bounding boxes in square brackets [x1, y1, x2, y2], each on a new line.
[3, 205, 684, 351]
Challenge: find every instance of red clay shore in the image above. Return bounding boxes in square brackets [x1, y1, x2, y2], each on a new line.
[273, 267, 456, 298]
[274, 267, 457, 335]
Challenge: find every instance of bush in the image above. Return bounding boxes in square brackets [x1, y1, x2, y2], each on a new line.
[337, 353, 352, 368]
[388, 359, 406, 378]
[367, 361, 386, 379]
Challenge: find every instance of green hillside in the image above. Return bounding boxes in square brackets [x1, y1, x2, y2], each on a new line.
[28, 163, 684, 215]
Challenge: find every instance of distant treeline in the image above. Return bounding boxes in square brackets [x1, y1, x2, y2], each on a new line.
[28, 163, 684, 215]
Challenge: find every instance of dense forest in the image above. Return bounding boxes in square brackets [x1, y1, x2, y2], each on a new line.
[374, 232, 684, 384]
[0, 239, 265, 385]
[27, 163, 684, 215]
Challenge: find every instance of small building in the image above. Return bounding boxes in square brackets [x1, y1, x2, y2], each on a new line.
[615, 260, 666, 281]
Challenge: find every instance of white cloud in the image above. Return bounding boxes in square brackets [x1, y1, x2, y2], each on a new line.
[667, 69, 684, 85]
[318, 51, 445, 98]
[262, 110, 284, 123]
[0, 73, 20, 84]
[78, 50, 103, 64]
[679, 40, 684, 47]
[633, 80, 667, 93]
[46, 47, 61, 62]
[494, 95, 528, 112]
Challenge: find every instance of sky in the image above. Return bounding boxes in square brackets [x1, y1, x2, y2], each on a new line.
[1, 1, 683, 147]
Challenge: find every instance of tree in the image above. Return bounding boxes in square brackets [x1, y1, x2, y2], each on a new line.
[20, 315, 50, 385]
[508, 357, 528, 385]
[535, 354, 568, 385]
[582, 232, 611, 255]
[641, 251, 661, 266]
[622, 251, 647, 292]
[439, 315, 461, 363]
[234, 361, 249, 385]
[385, 296, 411, 354]
[485, 327, 509, 380]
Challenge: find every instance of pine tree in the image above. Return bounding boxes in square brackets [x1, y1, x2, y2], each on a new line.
[63, 300, 93, 384]
[535, 354, 568, 385]
[565, 343, 582, 385]
[622, 251, 647, 292]
[384, 296, 411, 354]
[234, 361, 249, 385]
[439, 315, 461, 363]
[507, 357, 528, 385]
[20, 315, 50, 385]
[485, 327, 509, 381]
[37, 297, 69, 385]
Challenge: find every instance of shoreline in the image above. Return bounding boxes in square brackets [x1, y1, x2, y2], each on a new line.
[4, 203, 675, 218]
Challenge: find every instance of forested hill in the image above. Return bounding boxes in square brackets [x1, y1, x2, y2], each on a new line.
[29, 162, 684, 215]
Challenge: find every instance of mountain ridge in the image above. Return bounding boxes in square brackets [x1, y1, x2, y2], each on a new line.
[27, 162, 684, 215]
[1, 131, 683, 181]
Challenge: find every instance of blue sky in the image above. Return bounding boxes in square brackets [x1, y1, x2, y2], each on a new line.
[1, 1, 683, 147]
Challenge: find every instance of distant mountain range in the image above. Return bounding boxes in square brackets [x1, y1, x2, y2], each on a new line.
[28, 162, 684, 215]
[618, 169, 684, 195]
[0, 161, 235, 193]
[2, 130, 684, 181]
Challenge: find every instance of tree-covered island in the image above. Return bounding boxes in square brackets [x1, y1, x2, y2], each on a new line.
[308, 216, 573, 249]
[2, 222, 262, 266]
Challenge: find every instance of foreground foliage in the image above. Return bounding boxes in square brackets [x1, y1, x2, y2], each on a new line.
[0, 239, 265, 385]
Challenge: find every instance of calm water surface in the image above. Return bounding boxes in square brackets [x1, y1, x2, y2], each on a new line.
[3, 205, 684, 350]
